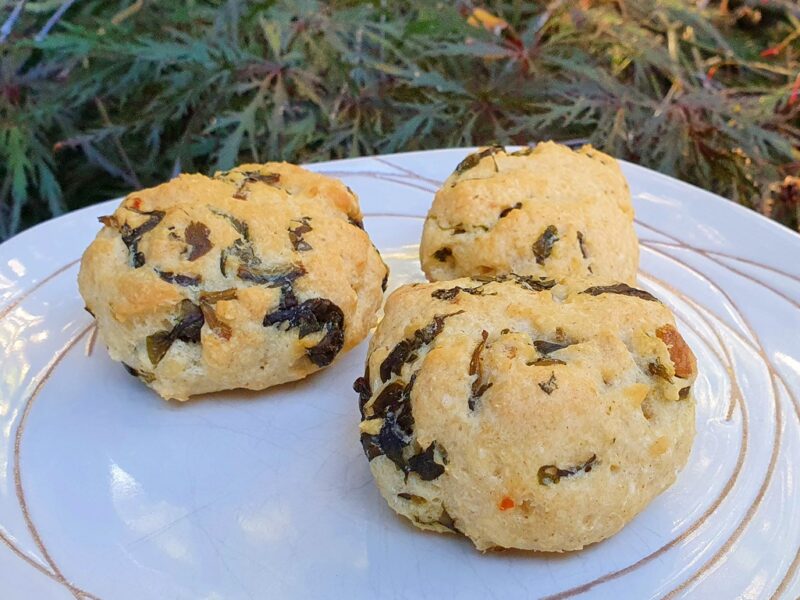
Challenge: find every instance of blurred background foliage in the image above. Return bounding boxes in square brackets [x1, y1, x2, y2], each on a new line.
[0, 0, 798, 240]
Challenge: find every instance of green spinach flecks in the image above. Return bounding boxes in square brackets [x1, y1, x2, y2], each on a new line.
[114, 208, 165, 268]
[251, 172, 281, 185]
[289, 217, 313, 251]
[539, 372, 558, 395]
[122, 362, 156, 383]
[581, 283, 659, 303]
[98, 215, 117, 228]
[360, 377, 417, 472]
[354, 365, 372, 418]
[238, 262, 306, 288]
[433, 247, 452, 262]
[361, 376, 400, 422]
[577, 231, 588, 259]
[360, 432, 383, 461]
[263, 297, 345, 367]
[146, 300, 204, 366]
[511, 146, 534, 156]
[538, 454, 597, 485]
[397, 493, 427, 504]
[527, 357, 566, 366]
[472, 273, 555, 292]
[499, 202, 522, 219]
[431, 284, 494, 301]
[377, 410, 414, 472]
[360, 372, 447, 480]
[210, 209, 250, 240]
[232, 183, 249, 200]
[213, 210, 305, 284]
[533, 340, 570, 355]
[219, 238, 256, 277]
[199, 289, 237, 304]
[157, 270, 201, 287]
[513, 274, 556, 291]
[185, 222, 212, 261]
[348, 215, 365, 230]
[469, 330, 492, 410]
[407, 442, 446, 481]
[210, 210, 259, 277]
[379, 311, 464, 382]
[532, 225, 559, 265]
[198, 289, 236, 340]
[453, 145, 505, 176]
[369, 381, 406, 416]
[648, 359, 672, 382]
[439, 222, 488, 235]
[233, 171, 281, 199]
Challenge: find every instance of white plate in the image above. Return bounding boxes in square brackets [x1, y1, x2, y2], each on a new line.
[0, 149, 799, 600]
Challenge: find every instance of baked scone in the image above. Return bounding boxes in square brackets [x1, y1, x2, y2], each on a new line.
[356, 276, 696, 552]
[419, 143, 639, 284]
[79, 163, 388, 400]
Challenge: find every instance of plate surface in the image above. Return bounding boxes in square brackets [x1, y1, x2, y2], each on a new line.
[0, 149, 799, 599]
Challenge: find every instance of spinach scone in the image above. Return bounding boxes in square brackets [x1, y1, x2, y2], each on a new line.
[79, 163, 388, 401]
[356, 276, 696, 552]
[420, 142, 639, 284]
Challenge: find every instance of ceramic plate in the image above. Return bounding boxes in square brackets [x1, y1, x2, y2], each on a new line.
[1, 149, 799, 600]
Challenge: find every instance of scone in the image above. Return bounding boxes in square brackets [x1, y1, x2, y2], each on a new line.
[356, 276, 696, 552]
[79, 163, 388, 400]
[419, 143, 639, 284]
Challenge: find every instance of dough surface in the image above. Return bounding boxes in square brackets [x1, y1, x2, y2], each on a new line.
[79, 163, 388, 400]
[420, 143, 639, 284]
[357, 276, 696, 551]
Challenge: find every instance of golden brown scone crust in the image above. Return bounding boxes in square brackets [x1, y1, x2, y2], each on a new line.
[356, 276, 696, 552]
[79, 163, 388, 400]
[420, 143, 639, 284]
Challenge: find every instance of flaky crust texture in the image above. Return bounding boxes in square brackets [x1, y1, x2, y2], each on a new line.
[79, 163, 388, 400]
[420, 143, 639, 284]
[357, 277, 696, 552]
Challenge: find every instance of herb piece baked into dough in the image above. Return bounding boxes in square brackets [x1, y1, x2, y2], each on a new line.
[356, 276, 696, 552]
[79, 163, 388, 400]
[420, 143, 639, 284]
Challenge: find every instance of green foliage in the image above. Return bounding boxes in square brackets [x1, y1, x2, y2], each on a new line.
[1, 0, 798, 239]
